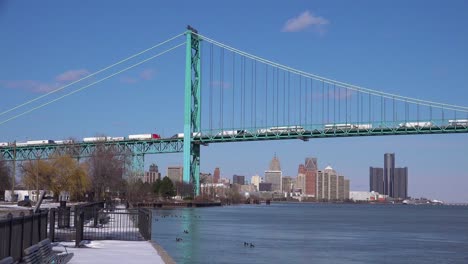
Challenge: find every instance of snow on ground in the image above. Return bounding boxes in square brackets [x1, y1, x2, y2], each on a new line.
[64, 240, 165, 264]
[62, 205, 165, 263]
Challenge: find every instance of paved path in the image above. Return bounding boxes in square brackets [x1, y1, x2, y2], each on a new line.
[65, 240, 165, 264]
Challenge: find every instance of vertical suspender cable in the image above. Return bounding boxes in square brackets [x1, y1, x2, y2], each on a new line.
[327, 83, 330, 123]
[283, 71, 286, 124]
[333, 84, 336, 125]
[322, 82, 325, 126]
[310, 79, 313, 127]
[220, 48, 224, 130]
[288, 72, 291, 127]
[277, 68, 279, 127]
[232, 52, 235, 130]
[209, 44, 213, 132]
[298, 75, 302, 125]
[266, 65, 268, 128]
[305, 78, 308, 126]
[251, 59, 254, 129]
[272, 66, 275, 128]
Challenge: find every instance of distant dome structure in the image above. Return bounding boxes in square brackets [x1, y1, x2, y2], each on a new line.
[269, 153, 281, 171]
[324, 165, 334, 171]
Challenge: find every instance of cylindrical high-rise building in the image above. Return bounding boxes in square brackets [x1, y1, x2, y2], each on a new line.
[384, 153, 395, 196]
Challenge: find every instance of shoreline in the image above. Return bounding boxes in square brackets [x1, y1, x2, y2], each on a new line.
[150, 240, 176, 264]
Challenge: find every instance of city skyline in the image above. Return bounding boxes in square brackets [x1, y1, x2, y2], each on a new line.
[1, 1, 467, 202]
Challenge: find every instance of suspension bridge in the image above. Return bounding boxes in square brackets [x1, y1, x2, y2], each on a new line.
[1, 26, 467, 195]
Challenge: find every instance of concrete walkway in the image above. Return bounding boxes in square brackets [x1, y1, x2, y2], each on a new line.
[65, 240, 165, 264]
[62, 205, 166, 263]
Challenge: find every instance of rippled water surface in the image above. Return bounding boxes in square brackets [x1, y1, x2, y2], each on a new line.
[151, 203, 468, 264]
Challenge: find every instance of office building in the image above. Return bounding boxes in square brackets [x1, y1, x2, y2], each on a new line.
[233, 175, 245, 185]
[344, 179, 350, 200]
[213, 167, 220, 183]
[167, 166, 183, 184]
[251, 175, 262, 191]
[384, 153, 395, 196]
[144, 163, 161, 184]
[259, 182, 272, 192]
[265, 154, 282, 192]
[316, 166, 350, 201]
[304, 158, 317, 197]
[369, 167, 384, 194]
[338, 176, 345, 200]
[370, 153, 408, 199]
[282, 176, 294, 193]
[296, 173, 306, 193]
[393, 167, 408, 199]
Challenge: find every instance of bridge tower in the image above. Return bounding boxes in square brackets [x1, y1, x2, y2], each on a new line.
[183, 26, 201, 196]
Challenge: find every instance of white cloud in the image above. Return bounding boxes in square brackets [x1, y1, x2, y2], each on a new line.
[1, 68, 89, 93]
[282, 10, 329, 33]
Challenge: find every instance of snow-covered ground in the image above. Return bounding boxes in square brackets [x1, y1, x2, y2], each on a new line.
[64, 240, 165, 264]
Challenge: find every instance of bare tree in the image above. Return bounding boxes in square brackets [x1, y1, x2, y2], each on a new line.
[0, 158, 11, 200]
[86, 142, 131, 201]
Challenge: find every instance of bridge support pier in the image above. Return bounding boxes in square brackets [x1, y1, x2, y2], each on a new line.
[131, 154, 145, 181]
[183, 26, 201, 196]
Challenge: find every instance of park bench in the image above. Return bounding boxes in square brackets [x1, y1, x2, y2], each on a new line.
[22, 239, 73, 264]
[0, 257, 14, 264]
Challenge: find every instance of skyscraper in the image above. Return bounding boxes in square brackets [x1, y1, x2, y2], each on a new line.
[393, 167, 408, 199]
[144, 163, 161, 183]
[371, 153, 409, 199]
[384, 153, 395, 196]
[233, 175, 245, 185]
[316, 166, 350, 201]
[167, 166, 183, 184]
[304, 157, 317, 197]
[213, 167, 220, 183]
[265, 154, 282, 192]
[251, 175, 262, 191]
[369, 167, 384, 193]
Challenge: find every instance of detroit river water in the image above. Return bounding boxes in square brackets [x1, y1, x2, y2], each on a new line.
[150, 203, 468, 264]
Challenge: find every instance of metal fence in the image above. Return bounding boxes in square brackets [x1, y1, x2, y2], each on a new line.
[0, 210, 48, 262]
[50, 202, 152, 244]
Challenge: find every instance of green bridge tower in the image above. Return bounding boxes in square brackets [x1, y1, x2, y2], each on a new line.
[183, 26, 201, 196]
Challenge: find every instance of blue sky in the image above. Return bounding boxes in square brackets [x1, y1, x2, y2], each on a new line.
[1, 1, 468, 202]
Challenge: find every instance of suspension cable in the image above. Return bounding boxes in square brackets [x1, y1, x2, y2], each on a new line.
[0, 42, 185, 126]
[0, 32, 186, 117]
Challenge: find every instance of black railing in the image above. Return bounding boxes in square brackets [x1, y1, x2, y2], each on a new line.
[50, 202, 152, 244]
[0, 210, 49, 262]
[138, 208, 152, 240]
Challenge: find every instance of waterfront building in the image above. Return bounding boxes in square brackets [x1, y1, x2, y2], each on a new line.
[296, 173, 306, 194]
[338, 176, 345, 200]
[265, 154, 282, 192]
[304, 157, 317, 197]
[316, 166, 350, 201]
[370, 153, 408, 199]
[213, 167, 220, 183]
[233, 175, 245, 185]
[265, 171, 282, 192]
[282, 176, 294, 193]
[298, 164, 306, 175]
[369, 167, 384, 194]
[167, 166, 183, 183]
[259, 182, 273, 192]
[344, 179, 350, 200]
[251, 175, 262, 191]
[144, 163, 161, 184]
[393, 167, 408, 199]
[384, 153, 395, 196]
